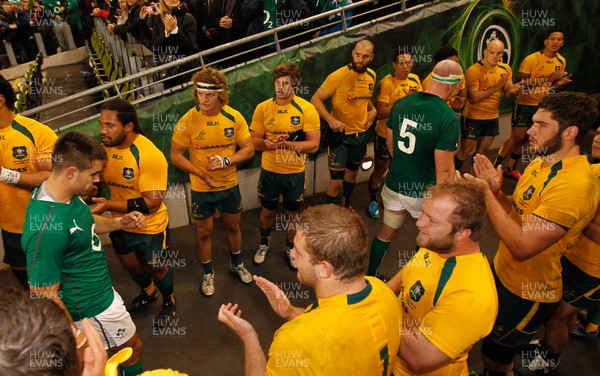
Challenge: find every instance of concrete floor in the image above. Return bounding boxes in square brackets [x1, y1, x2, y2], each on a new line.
[1, 171, 599, 375]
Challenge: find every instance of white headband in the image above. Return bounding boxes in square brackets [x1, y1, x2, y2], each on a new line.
[195, 82, 224, 92]
[431, 72, 462, 85]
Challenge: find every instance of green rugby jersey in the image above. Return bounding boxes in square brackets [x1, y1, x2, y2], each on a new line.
[386, 92, 459, 197]
[22, 184, 114, 320]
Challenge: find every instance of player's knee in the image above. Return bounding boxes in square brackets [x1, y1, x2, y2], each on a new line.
[283, 201, 301, 212]
[329, 169, 345, 181]
[197, 227, 213, 241]
[224, 221, 241, 234]
[383, 210, 406, 230]
[261, 200, 279, 212]
[481, 336, 516, 366]
[124, 263, 145, 276]
[130, 336, 143, 363]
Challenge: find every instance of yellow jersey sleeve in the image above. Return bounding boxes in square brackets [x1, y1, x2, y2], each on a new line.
[249, 101, 267, 135]
[0, 115, 58, 233]
[375, 75, 403, 138]
[172, 110, 193, 149]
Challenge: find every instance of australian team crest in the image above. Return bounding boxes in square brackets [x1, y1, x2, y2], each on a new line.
[409, 280, 425, 302]
[290, 116, 301, 126]
[369, 83, 374, 91]
[523, 185, 536, 201]
[123, 167, 134, 180]
[13, 146, 27, 159]
[224, 127, 234, 138]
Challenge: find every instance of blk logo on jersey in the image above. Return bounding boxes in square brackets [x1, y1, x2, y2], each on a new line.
[123, 167, 134, 180]
[224, 127, 234, 138]
[409, 280, 425, 302]
[523, 185, 536, 201]
[13, 146, 27, 159]
[290, 116, 300, 126]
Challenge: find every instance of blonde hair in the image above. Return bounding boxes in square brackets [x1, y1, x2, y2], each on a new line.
[191, 67, 229, 105]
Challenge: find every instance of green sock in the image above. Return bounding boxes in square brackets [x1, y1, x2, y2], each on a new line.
[342, 181, 355, 207]
[507, 153, 520, 170]
[367, 237, 390, 276]
[368, 186, 378, 203]
[493, 154, 505, 168]
[454, 156, 465, 170]
[155, 268, 174, 299]
[259, 227, 271, 246]
[325, 193, 340, 204]
[120, 359, 143, 376]
[230, 251, 243, 266]
[132, 272, 153, 290]
[201, 260, 213, 274]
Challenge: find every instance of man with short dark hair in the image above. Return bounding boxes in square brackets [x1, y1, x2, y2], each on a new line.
[91, 98, 176, 325]
[22, 131, 147, 376]
[0, 287, 108, 375]
[387, 179, 498, 375]
[311, 39, 378, 209]
[218, 204, 400, 375]
[466, 92, 600, 376]
[250, 62, 320, 269]
[523, 128, 600, 373]
[0, 73, 57, 289]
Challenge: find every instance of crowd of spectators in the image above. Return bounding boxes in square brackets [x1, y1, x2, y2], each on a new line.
[0, 0, 407, 69]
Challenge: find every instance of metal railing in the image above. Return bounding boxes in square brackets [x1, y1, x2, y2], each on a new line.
[22, 0, 429, 128]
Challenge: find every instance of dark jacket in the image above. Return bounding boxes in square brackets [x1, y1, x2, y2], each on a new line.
[205, 0, 247, 44]
[113, 4, 144, 42]
[148, 4, 198, 57]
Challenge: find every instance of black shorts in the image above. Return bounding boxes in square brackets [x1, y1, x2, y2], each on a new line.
[512, 104, 537, 128]
[191, 186, 243, 220]
[2, 229, 25, 267]
[374, 135, 391, 160]
[258, 169, 305, 205]
[461, 118, 500, 140]
[489, 265, 559, 347]
[109, 227, 170, 267]
[561, 256, 600, 310]
[328, 132, 368, 170]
